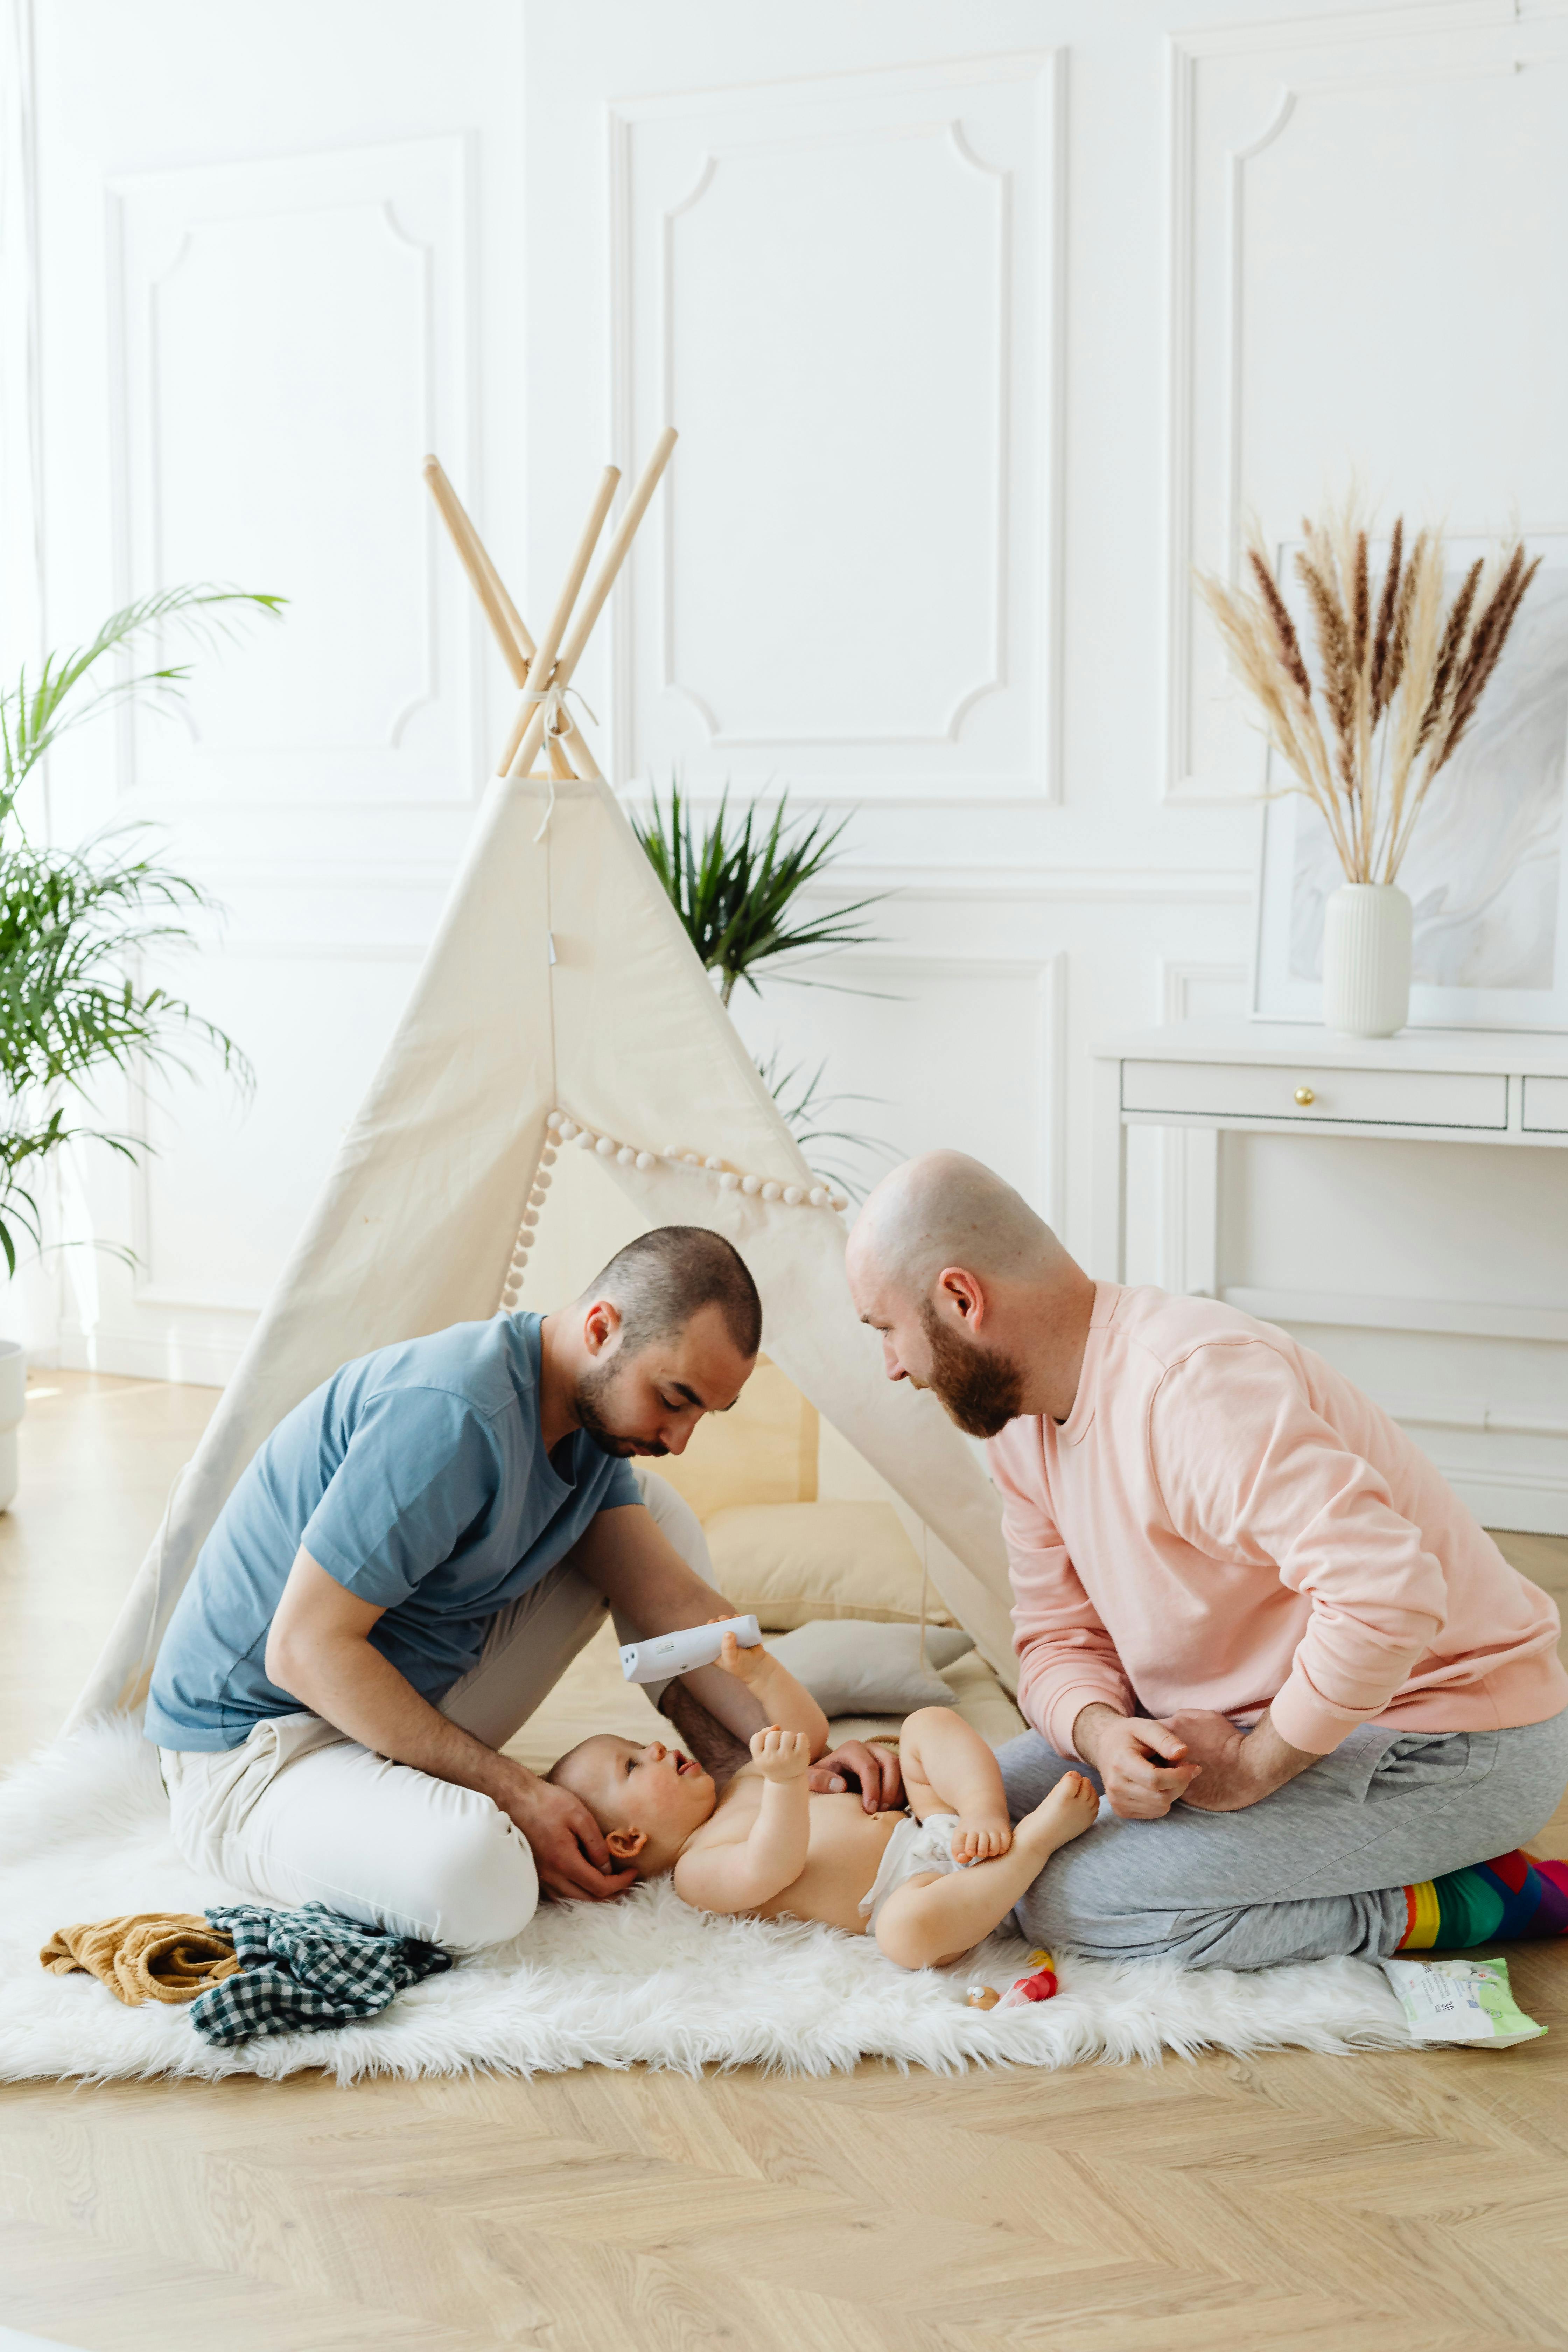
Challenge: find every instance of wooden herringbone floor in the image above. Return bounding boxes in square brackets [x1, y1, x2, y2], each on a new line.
[3, 1373, 1567, 2352]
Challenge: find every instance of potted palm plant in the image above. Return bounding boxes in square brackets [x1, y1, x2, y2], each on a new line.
[0, 585, 280, 1503]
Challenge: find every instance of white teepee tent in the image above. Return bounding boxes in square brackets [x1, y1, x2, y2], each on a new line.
[71, 448, 1014, 1729]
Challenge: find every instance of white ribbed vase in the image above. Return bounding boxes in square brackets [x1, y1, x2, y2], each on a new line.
[1322, 883, 1412, 1037]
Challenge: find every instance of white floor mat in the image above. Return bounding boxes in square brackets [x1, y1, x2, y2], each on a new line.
[0, 1715, 1415, 2084]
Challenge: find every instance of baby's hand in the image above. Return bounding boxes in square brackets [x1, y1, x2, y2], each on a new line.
[716, 1628, 768, 1686]
[750, 1725, 810, 1783]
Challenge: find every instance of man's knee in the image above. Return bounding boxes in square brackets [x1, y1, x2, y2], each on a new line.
[421, 1800, 539, 1951]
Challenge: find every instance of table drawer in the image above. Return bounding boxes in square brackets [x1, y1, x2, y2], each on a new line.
[1121, 1059, 1508, 1129]
[1523, 1076, 1568, 1133]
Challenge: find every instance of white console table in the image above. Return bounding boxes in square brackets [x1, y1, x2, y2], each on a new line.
[1091, 1020, 1568, 1291]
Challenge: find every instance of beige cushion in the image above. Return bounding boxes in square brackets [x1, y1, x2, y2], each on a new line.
[704, 1499, 956, 1631]
[763, 1622, 975, 1716]
[827, 1651, 1028, 1755]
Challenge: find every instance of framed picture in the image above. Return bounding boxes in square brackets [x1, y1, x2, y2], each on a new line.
[1252, 531, 1568, 1031]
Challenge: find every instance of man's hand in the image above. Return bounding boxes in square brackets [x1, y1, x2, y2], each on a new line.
[1071, 1703, 1200, 1819]
[1159, 1709, 1317, 1813]
[751, 1725, 812, 1783]
[809, 1739, 904, 1813]
[495, 1763, 639, 1903]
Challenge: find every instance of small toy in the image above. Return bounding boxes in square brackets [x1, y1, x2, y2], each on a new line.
[965, 1983, 1000, 2011]
[997, 1953, 1059, 2009]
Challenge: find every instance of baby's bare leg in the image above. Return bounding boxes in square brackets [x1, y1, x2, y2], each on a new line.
[874, 1771, 1101, 1970]
[899, 1705, 1012, 1861]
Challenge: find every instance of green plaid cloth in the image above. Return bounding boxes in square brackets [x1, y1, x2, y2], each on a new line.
[190, 1902, 451, 2045]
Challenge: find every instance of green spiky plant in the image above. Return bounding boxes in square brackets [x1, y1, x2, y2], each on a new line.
[630, 783, 886, 1006]
[0, 585, 284, 1273]
[631, 782, 895, 1195]
[751, 1047, 897, 1200]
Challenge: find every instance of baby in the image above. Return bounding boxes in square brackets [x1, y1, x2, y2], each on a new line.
[550, 1631, 1098, 1968]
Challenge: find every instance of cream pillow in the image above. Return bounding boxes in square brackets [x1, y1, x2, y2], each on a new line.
[826, 1648, 1028, 1753]
[763, 1621, 976, 1717]
[704, 1500, 956, 1631]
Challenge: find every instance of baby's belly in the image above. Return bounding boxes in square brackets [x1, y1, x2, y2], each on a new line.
[753, 1796, 905, 1935]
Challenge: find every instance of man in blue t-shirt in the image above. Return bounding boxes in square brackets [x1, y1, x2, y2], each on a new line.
[150, 1226, 896, 1950]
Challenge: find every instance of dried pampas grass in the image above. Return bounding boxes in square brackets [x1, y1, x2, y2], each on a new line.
[1197, 493, 1540, 884]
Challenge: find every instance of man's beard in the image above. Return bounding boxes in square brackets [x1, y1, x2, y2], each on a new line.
[918, 1301, 1024, 1438]
[574, 1359, 668, 1458]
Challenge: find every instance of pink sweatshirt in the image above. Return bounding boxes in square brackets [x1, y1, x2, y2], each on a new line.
[991, 1284, 1567, 1758]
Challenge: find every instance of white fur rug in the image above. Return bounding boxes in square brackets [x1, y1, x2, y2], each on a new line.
[0, 1716, 1416, 2084]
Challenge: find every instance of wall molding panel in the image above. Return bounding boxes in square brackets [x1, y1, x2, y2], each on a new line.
[608, 50, 1064, 801]
[754, 943, 1069, 1226]
[63, 134, 481, 1381]
[107, 134, 476, 813]
[1162, 1, 1568, 802]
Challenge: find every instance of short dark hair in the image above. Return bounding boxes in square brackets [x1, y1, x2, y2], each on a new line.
[584, 1225, 762, 1359]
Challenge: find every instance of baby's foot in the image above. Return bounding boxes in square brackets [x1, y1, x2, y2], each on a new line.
[1012, 1772, 1100, 1863]
[952, 1814, 1013, 1865]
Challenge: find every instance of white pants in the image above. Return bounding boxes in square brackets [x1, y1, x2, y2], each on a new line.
[160, 1469, 709, 1952]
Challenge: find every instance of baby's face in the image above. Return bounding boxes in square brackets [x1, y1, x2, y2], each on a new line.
[555, 1734, 716, 1868]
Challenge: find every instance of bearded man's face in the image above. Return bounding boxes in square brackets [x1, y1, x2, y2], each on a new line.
[916, 1298, 1024, 1438]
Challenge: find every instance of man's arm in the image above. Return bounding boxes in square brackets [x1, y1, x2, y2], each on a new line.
[265, 1550, 636, 1903]
[567, 1503, 904, 1808]
[657, 1681, 753, 1785]
[1157, 1707, 1317, 1811]
[989, 1427, 1139, 1760]
[672, 1729, 812, 1914]
[567, 1503, 772, 1748]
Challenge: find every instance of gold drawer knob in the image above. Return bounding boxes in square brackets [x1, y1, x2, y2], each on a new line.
[1294, 1085, 1315, 1106]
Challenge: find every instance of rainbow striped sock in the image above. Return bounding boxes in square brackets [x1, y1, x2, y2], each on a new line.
[1398, 1850, 1568, 1951]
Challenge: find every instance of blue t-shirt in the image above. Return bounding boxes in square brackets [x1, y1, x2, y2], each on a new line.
[145, 1313, 640, 1752]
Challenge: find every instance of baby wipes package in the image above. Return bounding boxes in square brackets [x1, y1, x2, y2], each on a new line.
[1380, 1955, 1547, 2047]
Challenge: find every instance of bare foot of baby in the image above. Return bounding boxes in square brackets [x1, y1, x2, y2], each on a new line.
[953, 1815, 1013, 1865]
[1012, 1771, 1100, 1862]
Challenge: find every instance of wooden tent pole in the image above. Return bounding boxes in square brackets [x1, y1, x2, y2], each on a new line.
[497, 464, 620, 780]
[507, 427, 678, 780]
[421, 457, 534, 682]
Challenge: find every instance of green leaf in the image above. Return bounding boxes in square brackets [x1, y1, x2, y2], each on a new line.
[630, 781, 888, 1006]
[0, 584, 285, 821]
[0, 587, 277, 1266]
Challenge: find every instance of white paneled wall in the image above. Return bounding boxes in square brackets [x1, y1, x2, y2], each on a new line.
[610, 53, 1061, 796]
[10, 0, 1568, 1528]
[111, 139, 477, 804]
[1168, 3, 1568, 802]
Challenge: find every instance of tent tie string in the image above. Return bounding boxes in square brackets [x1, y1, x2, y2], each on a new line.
[918, 1545, 930, 1674]
[524, 681, 600, 843]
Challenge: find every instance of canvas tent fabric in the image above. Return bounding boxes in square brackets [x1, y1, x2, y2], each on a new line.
[71, 775, 1015, 1730]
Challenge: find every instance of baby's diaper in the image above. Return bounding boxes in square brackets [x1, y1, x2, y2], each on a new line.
[859, 1811, 969, 1935]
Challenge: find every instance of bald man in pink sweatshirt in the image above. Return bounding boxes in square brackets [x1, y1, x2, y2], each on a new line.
[848, 1153, 1568, 1968]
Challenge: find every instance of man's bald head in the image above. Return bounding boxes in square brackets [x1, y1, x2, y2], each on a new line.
[847, 1152, 1094, 1437]
[848, 1150, 1072, 1301]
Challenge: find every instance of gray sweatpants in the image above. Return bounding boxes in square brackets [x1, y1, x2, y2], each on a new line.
[996, 1709, 1568, 1969]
